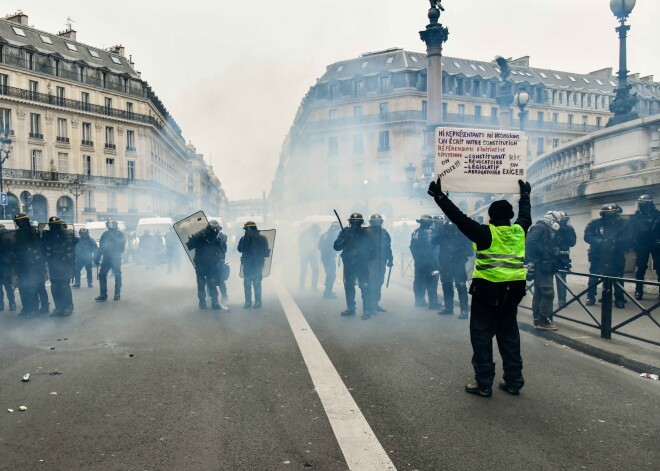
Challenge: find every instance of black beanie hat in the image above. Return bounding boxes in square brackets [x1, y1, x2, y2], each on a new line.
[488, 200, 514, 220]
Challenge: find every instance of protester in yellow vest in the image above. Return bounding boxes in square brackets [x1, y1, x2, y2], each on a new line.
[428, 178, 532, 398]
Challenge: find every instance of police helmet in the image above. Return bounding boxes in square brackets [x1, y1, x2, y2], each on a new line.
[244, 221, 258, 230]
[209, 220, 221, 232]
[558, 211, 570, 221]
[432, 215, 445, 224]
[637, 194, 655, 212]
[600, 203, 622, 217]
[14, 212, 29, 223]
[48, 216, 66, 229]
[638, 194, 654, 204]
[369, 214, 384, 226]
[348, 213, 364, 226]
[106, 218, 118, 229]
[416, 214, 433, 224]
[542, 211, 562, 231]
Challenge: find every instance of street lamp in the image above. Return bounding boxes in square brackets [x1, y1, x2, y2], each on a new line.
[0, 132, 11, 220]
[405, 163, 417, 186]
[513, 91, 530, 131]
[421, 157, 434, 178]
[68, 174, 85, 224]
[607, 0, 638, 126]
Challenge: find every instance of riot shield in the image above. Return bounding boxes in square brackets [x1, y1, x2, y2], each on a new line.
[239, 229, 276, 278]
[0, 229, 17, 287]
[173, 211, 209, 269]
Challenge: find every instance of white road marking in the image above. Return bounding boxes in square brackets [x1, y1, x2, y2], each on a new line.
[272, 277, 397, 471]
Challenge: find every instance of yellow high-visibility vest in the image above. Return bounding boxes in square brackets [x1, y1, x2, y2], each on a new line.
[472, 224, 526, 283]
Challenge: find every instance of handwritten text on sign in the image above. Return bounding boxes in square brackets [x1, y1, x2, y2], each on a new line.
[435, 127, 527, 194]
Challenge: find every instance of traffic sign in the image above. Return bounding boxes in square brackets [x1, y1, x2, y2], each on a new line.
[0, 193, 7, 206]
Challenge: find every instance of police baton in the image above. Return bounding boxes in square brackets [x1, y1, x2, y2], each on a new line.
[333, 209, 345, 231]
[386, 264, 393, 288]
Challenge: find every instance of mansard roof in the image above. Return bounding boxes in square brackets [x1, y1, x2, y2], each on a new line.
[0, 18, 139, 78]
[318, 48, 659, 99]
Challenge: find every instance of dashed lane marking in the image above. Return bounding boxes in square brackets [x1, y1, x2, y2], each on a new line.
[272, 277, 397, 471]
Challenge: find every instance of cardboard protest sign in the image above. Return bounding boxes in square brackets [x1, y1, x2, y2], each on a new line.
[435, 127, 527, 194]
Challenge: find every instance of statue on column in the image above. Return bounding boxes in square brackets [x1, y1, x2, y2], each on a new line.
[429, 0, 445, 11]
[495, 55, 513, 108]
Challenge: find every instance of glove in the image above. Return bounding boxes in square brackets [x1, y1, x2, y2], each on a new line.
[427, 178, 446, 200]
[518, 180, 531, 195]
[387, 259, 394, 268]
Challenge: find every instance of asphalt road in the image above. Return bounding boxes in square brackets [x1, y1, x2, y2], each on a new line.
[0, 263, 658, 471]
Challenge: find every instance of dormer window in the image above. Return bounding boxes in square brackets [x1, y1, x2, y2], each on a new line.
[88, 49, 100, 59]
[40, 35, 53, 45]
[12, 26, 26, 37]
[111, 56, 122, 65]
[66, 43, 78, 52]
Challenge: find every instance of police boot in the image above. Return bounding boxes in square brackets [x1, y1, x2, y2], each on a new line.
[39, 303, 50, 315]
[114, 293, 121, 301]
[340, 308, 356, 316]
[253, 301, 262, 309]
[634, 283, 644, 300]
[458, 310, 469, 319]
[95, 295, 108, 302]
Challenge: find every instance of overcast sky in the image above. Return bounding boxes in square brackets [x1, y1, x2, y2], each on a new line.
[15, 0, 660, 200]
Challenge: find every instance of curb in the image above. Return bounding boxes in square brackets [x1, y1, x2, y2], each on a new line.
[518, 321, 660, 376]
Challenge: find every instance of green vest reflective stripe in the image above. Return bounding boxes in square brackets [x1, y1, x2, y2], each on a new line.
[472, 224, 526, 282]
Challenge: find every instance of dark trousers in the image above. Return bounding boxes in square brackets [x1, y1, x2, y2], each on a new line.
[440, 262, 468, 312]
[18, 283, 39, 313]
[635, 245, 660, 292]
[37, 282, 49, 310]
[470, 286, 524, 389]
[588, 262, 624, 303]
[532, 270, 555, 322]
[556, 271, 568, 303]
[243, 264, 263, 304]
[51, 278, 73, 312]
[197, 270, 217, 304]
[321, 254, 337, 294]
[343, 262, 368, 311]
[99, 257, 122, 297]
[368, 260, 387, 309]
[0, 275, 15, 308]
[75, 259, 93, 286]
[299, 253, 318, 290]
[413, 262, 438, 305]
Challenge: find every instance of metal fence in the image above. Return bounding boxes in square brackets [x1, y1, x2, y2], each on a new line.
[524, 270, 660, 346]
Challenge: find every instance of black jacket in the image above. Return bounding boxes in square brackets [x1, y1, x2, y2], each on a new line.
[526, 221, 556, 273]
[75, 234, 98, 263]
[95, 229, 126, 264]
[584, 217, 629, 273]
[42, 228, 78, 280]
[187, 228, 224, 272]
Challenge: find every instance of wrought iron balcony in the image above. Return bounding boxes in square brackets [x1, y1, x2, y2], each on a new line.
[104, 143, 117, 150]
[56, 136, 70, 143]
[29, 132, 44, 139]
[81, 140, 94, 147]
[126, 146, 137, 152]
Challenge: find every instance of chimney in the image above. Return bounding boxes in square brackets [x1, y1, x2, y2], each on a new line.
[5, 10, 28, 26]
[510, 56, 530, 67]
[108, 44, 125, 57]
[588, 67, 613, 78]
[640, 75, 654, 83]
[57, 29, 76, 41]
[629, 73, 640, 81]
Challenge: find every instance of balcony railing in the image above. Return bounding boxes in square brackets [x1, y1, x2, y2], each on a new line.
[126, 146, 136, 152]
[29, 132, 43, 139]
[56, 136, 70, 143]
[104, 143, 117, 150]
[81, 140, 94, 147]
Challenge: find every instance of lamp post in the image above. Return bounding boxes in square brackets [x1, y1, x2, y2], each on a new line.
[68, 174, 85, 224]
[0, 132, 11, 220]
[405, 163, 417, 187]
[607, 0, 638, 127]
[513, 91, 530, 131]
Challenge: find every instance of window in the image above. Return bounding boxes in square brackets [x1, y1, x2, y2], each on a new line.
[537, 138, 545, 156]
[104, 97, 112, 115]
[378, 161, 390, 184]
[568, 114, 574, 125]
[31, 149, 42, 172]
[122, 77, 128, 93]
[422, 101, 427, 119]
[108, 191, 116, 210]
[26, 52, 34, 70]
[29, 113, 42, 138]
[553, 139, 560, 148]
[491, 107, 498, 122]
[88, 49, 100, 59]
[78, 65, 85, 83]
[66, 43, 78, 52]
[554, 74, 562, 80]
[379, 75, 391, 92]
[101, 72, 107, 88]
[329, 109, 337, 120]
[352, 134, 363, 154]
[540, 72, 548, 79]
[456, 79, 464, 96]
[443, 103, 448, 118]
[126, 130, 135, 151]
[127, 160, 135, 181]
[81, 92, 90, 111]
[582, 116, 588, 126]
[353, 80, 364, 97]
[57, 118, 68, 141]
[41, 35, 54, 44]
[361, 61, 368, 69]
[379, 102, 389, 118]
[0, 74, 7, 94]
[0, 108, 11, 133]
[337, 65, 343, 72]
[587, 95, 592, 108]
[56, 86, 65, 105]
[596, 117, 602, 128]
[569, 76, 576, 82]
[353, 105, 362, 121]
[84, 155, 92, 176]
[126, 102, 133, 118]
[537, 111, 544, 122]
[82, 122, 92, 145]
[475, 105, 482, 118]
[573, 93, 578, 106]
[328, 136, 338, 156]
[559, 92, 563, 105]
[105, 158, 115, 177]
[86, 190, 94, 210]
[553, 113, 559, 124]
[105, 126, 115, 147]
[490, 82, 498, 99]
[129, 192, 137, 211]
[58, 152, 68, 173]
[378, 131, 390, 152]
[458, 104, 465, 115]
[329, 83, 339, 100]
[410, 55, 418, 63]
[12, 26, 26, 37]
[53, 58, 60, 77]
[29, 80, 38, 99]
[386, 56, 394, 64]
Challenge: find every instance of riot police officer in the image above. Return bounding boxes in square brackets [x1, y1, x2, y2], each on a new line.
[238, 221, 270, 309]
[526, 211, 562, 330]
[94, 219, 126, 302]
[436, 220, 472, 319]
[212, 221, 229, 303]
[334, 213, 371, 318]
[73, 228, 97, 288]
[627, 195, 659, 299]
[0, 224, 17, 312]
[584, 204, 629, 308]
[410, 214, 440, 309]
[187, 220, 223, 309]
[42, 217, 78, 316]
[368, 214, 393, 313]
[318, 222, 341, 299]
[11, 213, 47, 316]
[554, 211, 577, 307]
